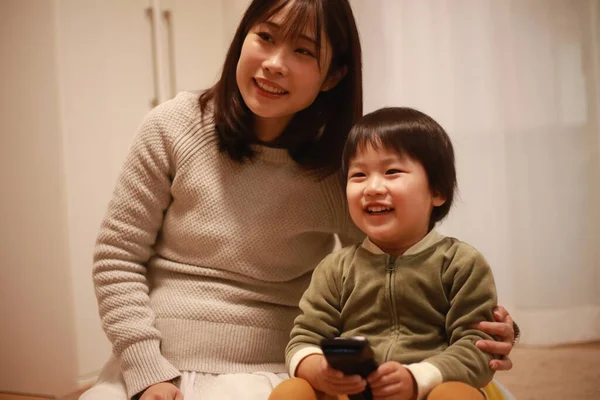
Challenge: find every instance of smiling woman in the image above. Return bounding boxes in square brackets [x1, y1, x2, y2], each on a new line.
[199, 0, 362, 174]
[235, 12, 338, 142]
[80, 1, 365, 399]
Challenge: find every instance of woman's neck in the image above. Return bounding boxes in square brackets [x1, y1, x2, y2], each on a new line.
[253, 115, 293, 143]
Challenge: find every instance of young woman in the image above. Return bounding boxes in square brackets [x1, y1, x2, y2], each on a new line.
[81, 1, 517, 399]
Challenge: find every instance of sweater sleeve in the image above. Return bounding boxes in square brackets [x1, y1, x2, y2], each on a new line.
[285, 252, 345, 375]
[338, 219, 366, 247]
[92, 103, 183, 398]
[413, 244, 497, 395]
[326, 172, 365, 246]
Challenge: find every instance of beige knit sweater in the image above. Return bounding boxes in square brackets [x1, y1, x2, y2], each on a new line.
[92, 91, 364, 397]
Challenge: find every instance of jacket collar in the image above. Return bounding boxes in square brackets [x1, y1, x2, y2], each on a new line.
[361, 229, 445, 256]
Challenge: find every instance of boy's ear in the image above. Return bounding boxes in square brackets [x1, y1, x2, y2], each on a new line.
[321, 65, 348, 92]
[432, 192, 446, 207]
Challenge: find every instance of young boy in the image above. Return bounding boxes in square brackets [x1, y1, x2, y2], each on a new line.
[278, 107, 499, 400]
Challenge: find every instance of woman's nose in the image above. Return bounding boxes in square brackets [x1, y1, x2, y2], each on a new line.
[262, 47, 288, 76]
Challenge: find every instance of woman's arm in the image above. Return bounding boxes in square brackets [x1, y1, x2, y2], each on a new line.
[93, 104, 182, 397]
[472, 305, 519, 371]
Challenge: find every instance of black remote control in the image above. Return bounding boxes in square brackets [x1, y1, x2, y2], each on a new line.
[320, 337, 378, 400]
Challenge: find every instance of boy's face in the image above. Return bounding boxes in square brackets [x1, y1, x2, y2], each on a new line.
[346, 144, 446, 256]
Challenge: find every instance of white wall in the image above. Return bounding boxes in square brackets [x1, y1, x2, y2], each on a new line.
[168, 0, 226, 93]
[0, 0, 78, 395]
[56, 0, 160, 380]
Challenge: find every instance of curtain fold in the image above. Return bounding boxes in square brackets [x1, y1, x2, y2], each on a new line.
[351, 0, 600, 345]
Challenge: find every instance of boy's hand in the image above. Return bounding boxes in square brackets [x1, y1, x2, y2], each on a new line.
[139, 382, 183, 400]
[367, 361, 417, 400]
[296, 354, 367, 396]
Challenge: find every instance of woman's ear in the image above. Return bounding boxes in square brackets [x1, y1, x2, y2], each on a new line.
[321, 65, 348, 92]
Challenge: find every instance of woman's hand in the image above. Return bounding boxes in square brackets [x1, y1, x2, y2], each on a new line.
[367, 361, 417, 400]
[296, 354, 366, 396]
[139, 382, 183, 400]
[472, 305, 518, 371]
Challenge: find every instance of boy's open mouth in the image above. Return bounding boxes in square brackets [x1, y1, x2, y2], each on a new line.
[366, 206, 394, 214]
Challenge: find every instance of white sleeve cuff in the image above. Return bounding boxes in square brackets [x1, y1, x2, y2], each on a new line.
[288, 346, 323, 377]
[405, 362, 443, 400]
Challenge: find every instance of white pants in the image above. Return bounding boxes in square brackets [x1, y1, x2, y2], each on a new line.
[78, 356, 288, 400]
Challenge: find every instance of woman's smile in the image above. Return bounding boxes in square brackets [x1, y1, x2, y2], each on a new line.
[253, 77, 289, 97]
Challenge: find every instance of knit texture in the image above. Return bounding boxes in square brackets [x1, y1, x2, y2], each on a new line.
[92, 91, 364, 397]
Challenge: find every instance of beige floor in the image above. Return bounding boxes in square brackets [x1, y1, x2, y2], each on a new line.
[495, 342, 600, 400]
[0, 394, 77, 400]
[0, 388, 85, 400]
[2, 343, 600, 400]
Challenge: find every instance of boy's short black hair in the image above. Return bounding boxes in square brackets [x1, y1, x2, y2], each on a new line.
[342, 107, 457, 228]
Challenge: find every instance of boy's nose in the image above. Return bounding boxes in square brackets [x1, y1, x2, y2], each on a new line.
[364, 177, 386, 195]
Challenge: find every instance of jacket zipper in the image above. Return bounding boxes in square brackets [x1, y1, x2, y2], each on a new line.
[384, 254, 397, 361]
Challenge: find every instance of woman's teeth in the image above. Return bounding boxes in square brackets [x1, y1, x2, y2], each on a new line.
[255, 79, 287, 94]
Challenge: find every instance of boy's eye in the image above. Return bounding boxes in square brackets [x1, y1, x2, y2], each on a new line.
[385, 169, 402, 175]
[349, 172, 366, 179]
[257, 32, 274, 43]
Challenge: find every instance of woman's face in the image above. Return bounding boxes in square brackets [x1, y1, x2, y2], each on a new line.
[236, 6, 336, 142]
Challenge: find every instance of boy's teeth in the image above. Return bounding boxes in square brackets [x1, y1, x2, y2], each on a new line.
[368, 206, 391, 213]
[256, 80, 286, 94]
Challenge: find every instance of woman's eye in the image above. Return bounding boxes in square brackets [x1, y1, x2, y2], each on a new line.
[257, 32, 274, 43]
[296, 48, 315, 57]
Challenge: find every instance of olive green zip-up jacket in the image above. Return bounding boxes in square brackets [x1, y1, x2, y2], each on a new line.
[286, 230, 497, 399]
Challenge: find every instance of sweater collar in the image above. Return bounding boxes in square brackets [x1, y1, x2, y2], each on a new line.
[361, 229, 445, 257]
[250, 144, 295, 165]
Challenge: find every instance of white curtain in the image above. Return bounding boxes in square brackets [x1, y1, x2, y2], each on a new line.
[351, 0, 600, 346]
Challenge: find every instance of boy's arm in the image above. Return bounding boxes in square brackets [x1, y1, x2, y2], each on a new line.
[286, 252, 345, 376]
[406, 246, 498, 398]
